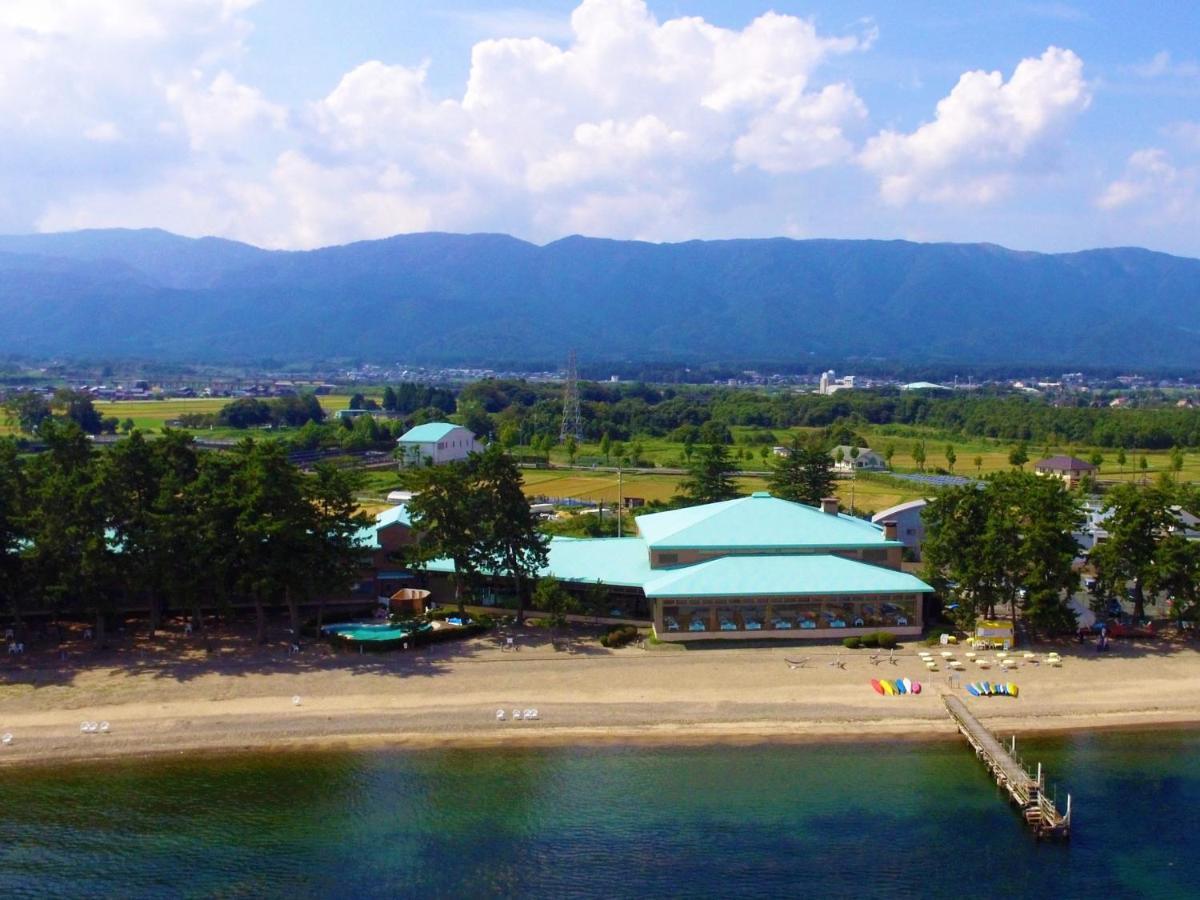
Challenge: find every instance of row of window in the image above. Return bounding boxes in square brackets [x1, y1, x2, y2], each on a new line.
[661, 596, 917, 633]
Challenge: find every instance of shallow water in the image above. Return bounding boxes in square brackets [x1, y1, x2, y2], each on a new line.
[1, 730, 1197, 898]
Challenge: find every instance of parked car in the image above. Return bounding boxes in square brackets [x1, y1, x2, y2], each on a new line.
[1103, 619, 1156, 639]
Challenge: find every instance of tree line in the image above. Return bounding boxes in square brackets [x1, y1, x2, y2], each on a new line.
[922, 472, 1200, 634]
[0, 423, 368, 645]
[445, 379, 1200, 451]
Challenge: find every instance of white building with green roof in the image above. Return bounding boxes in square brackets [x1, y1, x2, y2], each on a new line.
[422, 492, 933, 642]
[396, 422, 481, 466]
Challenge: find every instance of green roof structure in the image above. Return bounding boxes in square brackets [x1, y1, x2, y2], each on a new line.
[354, 504, 412, 549]
[397, 422, 461, 443]
[424, 536, 653, 588]
[642, 554, 934, 598]
[635, 492, 897, 550]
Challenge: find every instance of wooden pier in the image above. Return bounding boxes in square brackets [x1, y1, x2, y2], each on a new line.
[943, 695, 1071, 839]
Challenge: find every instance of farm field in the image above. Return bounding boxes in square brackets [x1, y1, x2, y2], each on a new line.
[517, 467, 920, 516]
[535, 425, 1200, 493]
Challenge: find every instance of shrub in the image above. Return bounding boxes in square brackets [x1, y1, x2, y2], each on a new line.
[875, 631, 897, 649]
[859, 632, 880, 648]
[600, 625, 640, 648]
[842, 636, 862, 649]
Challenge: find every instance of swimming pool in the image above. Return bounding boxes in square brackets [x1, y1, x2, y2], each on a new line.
[320, 621, 431, 643]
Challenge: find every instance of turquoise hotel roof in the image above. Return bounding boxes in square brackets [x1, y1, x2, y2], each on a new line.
[354, 504, 412, 550]
[423, 535, 932, 598]
[641, 554, 934, 599]
[635, 492, 898, 550]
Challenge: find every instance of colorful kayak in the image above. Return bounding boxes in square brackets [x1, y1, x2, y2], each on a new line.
[882, 680, 895, 696]
[1008, 683, 1019, 697]
[895, 679, 907, 695]
[900, 677, 913, 694]
[911, 680, 922, 694]
[981, 681, 992, 696]
[870, 679, 884, 695]
[966, 684, 981, 696]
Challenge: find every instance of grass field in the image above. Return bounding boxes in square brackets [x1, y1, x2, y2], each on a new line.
[1, 395, 357, 438]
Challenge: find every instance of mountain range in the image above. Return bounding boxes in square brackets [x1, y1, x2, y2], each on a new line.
[1, 228, 1198, 368]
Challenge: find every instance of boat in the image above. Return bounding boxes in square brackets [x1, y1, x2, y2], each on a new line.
[1008, 682, 1019, 697]
[870, 679, 884, 695]
[966, 683, 981, 697]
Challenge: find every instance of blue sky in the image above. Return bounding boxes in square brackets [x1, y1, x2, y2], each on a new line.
[2, 1, 1198, 254]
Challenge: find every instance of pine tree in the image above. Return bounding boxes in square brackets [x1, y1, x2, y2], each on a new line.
[767, 437, 835, 505]
[678, 444, 740, 504]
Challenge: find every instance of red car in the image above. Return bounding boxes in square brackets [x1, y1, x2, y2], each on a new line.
[1104, 620, 1156, 639]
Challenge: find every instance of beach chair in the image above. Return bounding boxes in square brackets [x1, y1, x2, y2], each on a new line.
[524, 709, 538, 720]
[496, 709, 505, 721]
[1, 733, 11, 745]
[512, 709, 523, 720]
[98, 722, 110, 734]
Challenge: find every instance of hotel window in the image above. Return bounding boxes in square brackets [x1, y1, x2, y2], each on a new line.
[796, 600, 821, 629]
[680, 606, 709, 632]
[716, 607, 740, 632]
[661, 605, 682, 633]
[769, 604, 798, 630]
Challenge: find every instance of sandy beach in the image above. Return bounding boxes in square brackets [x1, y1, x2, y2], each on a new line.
[2, 626, 1199, 767]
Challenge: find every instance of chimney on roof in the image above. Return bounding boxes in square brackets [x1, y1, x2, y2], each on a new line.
[882, 520, 898, 541]
[821, 497, 839, 515]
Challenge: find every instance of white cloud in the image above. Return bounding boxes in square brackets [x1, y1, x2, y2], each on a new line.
[859, 46, 1091, 205]
[1097, 148, 1197, 223]
[166, 70, 286, 154]
[1128, 50, 1200, 80]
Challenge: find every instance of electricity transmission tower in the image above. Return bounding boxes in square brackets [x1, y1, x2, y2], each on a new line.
[559, 350, 583, 442]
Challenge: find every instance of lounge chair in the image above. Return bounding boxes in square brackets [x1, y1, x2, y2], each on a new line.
[496, 709, 506, 720]
[524, 709, 539, 720]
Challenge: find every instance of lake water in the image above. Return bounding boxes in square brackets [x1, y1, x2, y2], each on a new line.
[1, 730, 1198, 898]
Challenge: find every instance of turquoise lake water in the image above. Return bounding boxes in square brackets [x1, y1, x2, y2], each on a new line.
[1, 729, 1198, 898]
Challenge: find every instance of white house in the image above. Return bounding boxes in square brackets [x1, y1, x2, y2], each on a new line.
[872, 499, 928, 561]
[830, 445, 888, 472]
[396, 422, 481, 466]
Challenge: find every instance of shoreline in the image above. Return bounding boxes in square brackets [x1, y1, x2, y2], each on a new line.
[4, 633, 1200, 769]
[3, 704, 1199, 770]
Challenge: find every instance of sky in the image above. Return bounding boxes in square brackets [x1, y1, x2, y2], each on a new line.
[2, 0, 1199, 255]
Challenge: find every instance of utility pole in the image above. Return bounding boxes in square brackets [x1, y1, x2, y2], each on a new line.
[617, 467, 623, 537]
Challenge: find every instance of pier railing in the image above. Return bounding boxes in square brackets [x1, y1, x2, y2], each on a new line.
[943, 695, 1071, 839]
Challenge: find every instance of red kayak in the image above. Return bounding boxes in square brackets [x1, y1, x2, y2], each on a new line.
[870, 679, 884, 695]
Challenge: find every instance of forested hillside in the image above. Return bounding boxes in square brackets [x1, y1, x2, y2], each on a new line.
[1, 229, 1198, 367]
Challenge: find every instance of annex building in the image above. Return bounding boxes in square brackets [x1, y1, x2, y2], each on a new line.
[420, 492, 933, 642]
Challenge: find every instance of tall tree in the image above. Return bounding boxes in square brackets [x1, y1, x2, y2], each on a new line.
[2, 392, 52, 434]
[0, 439, 29, 628]
[404, 458, 487, 614]
[768, 437, 835, 505]
[945, 444, 957, 473]
[679, 444, 739, 504]
[912, 441, 926, 472]
[923, 471, 1080, 633]
[1146, 533, 1200, 623]
[98, 430, 163, 633]
[1008, 442, 1029, 469]
[23, 420, 118, 644]
[1090, 484, 1175, 620]
[474, 445, 549, 624]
